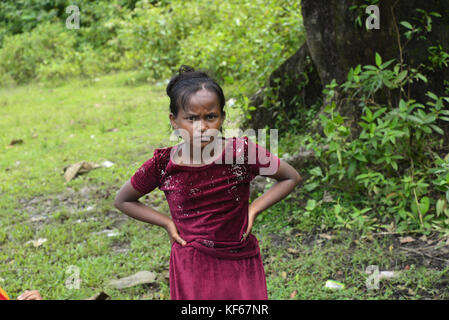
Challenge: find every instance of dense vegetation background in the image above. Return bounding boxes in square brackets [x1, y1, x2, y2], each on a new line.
[0, 0, 302, 91]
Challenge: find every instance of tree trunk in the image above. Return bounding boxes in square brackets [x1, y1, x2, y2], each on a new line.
[243, 0, 449, 139]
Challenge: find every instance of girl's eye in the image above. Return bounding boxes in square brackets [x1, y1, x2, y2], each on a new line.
[207, 115, 217, 119]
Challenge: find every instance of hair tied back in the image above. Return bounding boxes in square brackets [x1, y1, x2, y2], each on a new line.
[178, 65, 195, 74]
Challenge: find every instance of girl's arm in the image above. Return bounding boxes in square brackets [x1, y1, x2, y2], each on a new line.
[244, 159, 302, 239]
[114, 180, 186, 246]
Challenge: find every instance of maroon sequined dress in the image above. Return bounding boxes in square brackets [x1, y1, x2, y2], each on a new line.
[130, 136, 280, 299]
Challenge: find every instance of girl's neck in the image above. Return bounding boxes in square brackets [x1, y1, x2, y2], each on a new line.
[176, 137, 226, 166]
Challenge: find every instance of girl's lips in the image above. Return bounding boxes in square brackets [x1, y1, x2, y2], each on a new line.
[194, 136, 212, 141]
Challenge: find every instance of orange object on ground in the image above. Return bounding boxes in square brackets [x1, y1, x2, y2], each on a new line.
[0, 286, 10, 300]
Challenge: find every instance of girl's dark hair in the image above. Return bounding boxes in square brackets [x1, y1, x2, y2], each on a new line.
[166, 65, 225, 117]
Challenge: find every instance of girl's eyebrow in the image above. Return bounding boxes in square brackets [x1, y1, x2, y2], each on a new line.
[184, 112, 217, 117]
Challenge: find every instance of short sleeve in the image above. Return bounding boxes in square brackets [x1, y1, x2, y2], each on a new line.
[130, 148, 167, 194]
[245, 136, 281, 178]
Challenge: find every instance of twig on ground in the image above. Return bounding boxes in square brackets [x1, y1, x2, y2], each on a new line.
[399, 247, 449, 263]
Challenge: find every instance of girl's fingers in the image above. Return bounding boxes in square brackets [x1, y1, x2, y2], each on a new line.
[166, 222, 186, 246]
[174, 234, 187, 246]
[246, 223, 253, 237]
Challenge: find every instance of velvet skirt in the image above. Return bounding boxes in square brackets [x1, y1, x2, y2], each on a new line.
[169, 241, 268, 300]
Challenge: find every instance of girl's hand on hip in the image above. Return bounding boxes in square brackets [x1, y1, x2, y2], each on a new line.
[243, 208, 257, 241]
[165, 220, 187, 246]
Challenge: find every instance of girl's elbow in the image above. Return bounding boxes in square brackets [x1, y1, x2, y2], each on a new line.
[113, 196, 123, 210]
[294, 172, 302, 186]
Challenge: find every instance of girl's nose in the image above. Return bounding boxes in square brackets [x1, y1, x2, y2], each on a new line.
[193, 120, 208, 135]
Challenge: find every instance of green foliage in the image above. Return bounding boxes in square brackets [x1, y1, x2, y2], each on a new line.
[313, 51, 449, 234]
[400, 9, 442, 40]
[294, 7, 447, 235]
[0, 0, 303, 87]
[179, 0, 303, 88]
[0, 22, 78, 85]
[115, 1, 211, 80]
[427, 45, 449, 70]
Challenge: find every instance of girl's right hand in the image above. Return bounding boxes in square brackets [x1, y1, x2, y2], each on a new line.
[17, 290, 43, 300]
[165, 221, 187, 246]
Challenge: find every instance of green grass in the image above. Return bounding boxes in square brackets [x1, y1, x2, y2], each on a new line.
[256, 199, 449, 299]
[0, 71, 241, 300]
[1, 72, 448, 300]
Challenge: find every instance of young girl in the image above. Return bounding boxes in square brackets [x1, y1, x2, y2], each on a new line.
[114, 65, 301, 300]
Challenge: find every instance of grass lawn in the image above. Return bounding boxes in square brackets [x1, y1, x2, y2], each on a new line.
[1, 72, 448, 300]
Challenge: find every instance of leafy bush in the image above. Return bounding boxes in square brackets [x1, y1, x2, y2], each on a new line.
[179, 0, 303, 89]
[311, 53, 449, 233]
[0, 22, 78, 85]
[0, 0, 304, 87]
[114, 1, 208, 80]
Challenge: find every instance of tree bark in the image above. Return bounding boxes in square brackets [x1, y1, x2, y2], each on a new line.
[243, 0, 449, 140]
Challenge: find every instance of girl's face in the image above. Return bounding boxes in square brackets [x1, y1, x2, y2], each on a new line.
[169, 88, 225, 150]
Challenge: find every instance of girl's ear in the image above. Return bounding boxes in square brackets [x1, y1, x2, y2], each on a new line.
[220, 111, 226, 133]
[169, 113, 177, 129]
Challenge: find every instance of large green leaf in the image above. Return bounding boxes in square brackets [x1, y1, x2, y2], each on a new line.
[419, 196, 430, 215]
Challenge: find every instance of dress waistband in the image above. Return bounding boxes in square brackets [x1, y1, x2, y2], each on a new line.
[173, 234, 260, 260]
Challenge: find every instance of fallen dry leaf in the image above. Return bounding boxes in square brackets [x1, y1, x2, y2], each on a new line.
[399, 236, 415, 244]
[64, 161, 101, 182]
[319, 233, 333, 240]
[378, 271, 401, 280]
[287, 248, 299, 254]
[407, 288, 416, 296]
[364, 232, 375, 241]
[107, 271, 156, 289]
[419, 235, 427, 242]
[25, 238, 47, 247]
[386, 222, 395, 233]
[322, 191, 334, 203]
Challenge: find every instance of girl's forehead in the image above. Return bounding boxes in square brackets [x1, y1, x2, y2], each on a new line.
[183, 90, 221, 114]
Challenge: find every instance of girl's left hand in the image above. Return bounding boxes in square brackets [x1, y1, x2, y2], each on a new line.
[165, 220, 187, 246]
[242, 208, 257, 241]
